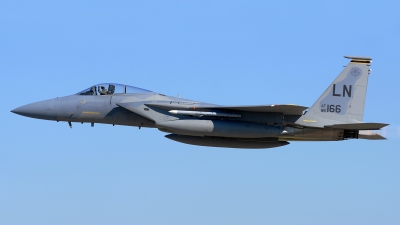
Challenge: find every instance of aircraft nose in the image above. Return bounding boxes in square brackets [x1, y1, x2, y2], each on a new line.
[11, 99, 56, 120]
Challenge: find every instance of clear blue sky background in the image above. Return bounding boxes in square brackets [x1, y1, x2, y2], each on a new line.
[1, 1, 399, 224]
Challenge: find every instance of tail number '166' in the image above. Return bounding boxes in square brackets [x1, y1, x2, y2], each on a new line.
[321, 104, 341, 113]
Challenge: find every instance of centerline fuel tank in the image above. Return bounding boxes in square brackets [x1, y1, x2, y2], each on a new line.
[165, 134, 289, 149]
[156, 119, 284, 138]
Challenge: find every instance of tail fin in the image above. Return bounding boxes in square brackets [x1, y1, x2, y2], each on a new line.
[297, 56, 372, 127]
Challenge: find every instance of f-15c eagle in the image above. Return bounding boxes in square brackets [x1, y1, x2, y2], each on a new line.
[12, 56, 388, 149]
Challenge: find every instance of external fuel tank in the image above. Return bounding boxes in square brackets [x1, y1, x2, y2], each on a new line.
[165, 134, 289, 149]
[157, 119, 284, 138]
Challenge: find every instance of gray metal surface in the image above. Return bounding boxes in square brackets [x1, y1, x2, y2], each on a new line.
[11, 56, 389, 149]
[157, 119, 284, 138]
[297, 56, 372, 127]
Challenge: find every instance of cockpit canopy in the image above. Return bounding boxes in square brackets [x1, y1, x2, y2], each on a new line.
[77, 83, 151, 95]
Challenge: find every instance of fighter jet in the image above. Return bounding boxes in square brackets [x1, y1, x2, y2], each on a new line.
[11, 56, 388, 149]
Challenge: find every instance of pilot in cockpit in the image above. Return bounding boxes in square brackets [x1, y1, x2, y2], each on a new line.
[99, 86, 108, 95]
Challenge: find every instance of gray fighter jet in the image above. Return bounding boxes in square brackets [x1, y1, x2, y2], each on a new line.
[11, 56, 389, 149]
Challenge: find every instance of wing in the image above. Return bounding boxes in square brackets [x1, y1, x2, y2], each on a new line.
[145, 103, 308, 115]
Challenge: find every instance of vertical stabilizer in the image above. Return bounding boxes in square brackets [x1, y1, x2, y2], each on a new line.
[297, 56, 372, 127]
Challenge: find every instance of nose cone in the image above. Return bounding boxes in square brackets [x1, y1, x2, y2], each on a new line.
[11, 99, 56, 120]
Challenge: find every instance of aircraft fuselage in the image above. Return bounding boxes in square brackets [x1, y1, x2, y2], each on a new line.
[11, 56, 388, 148]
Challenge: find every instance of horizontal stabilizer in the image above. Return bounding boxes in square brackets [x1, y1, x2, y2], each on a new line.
[324, 123, 389, 130]
[358, 130, 386, 140]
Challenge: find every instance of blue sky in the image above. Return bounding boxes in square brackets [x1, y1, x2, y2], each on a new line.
[1, 1, 399, 224]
